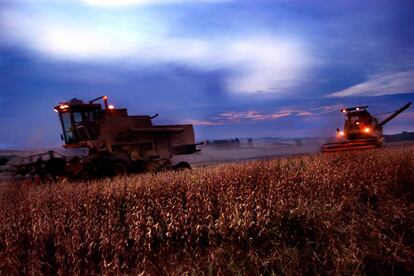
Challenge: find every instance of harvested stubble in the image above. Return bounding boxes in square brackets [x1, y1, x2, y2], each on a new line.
[0, 146, 413, 275]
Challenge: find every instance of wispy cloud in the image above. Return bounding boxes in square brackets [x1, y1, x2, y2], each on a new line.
[318, 104, 344, 113]
[327, 71, 414, 97]
[0, 6, 315, 95]
[83, 0, 230, 6]
[218, 111, 291, 122]
[297, 111, 313, 116]
[183, 120, 224, 126]
[183, 110, 293, 126]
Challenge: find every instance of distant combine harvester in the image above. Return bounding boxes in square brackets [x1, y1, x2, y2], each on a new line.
[321, 102, 411, 152]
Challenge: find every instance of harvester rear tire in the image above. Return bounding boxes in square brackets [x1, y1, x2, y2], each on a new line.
[174, 161, 191, 171]
[112, 162, 128, 176]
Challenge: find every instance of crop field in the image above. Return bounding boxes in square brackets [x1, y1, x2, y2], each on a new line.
[1, 146, 413, 275]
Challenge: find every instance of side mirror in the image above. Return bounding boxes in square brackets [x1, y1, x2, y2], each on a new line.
[336, 128, 340, 132]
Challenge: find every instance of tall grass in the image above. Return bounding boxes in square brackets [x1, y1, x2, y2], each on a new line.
[1, 147, 413, 275]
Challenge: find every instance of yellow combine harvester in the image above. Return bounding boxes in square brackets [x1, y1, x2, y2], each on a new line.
[11, 96, 201, 181]
[52, 96, 201, 178]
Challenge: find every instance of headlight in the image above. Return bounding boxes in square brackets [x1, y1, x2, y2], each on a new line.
[364, 127, 371, 133]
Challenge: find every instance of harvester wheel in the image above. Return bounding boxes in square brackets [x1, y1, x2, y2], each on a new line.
[174, 161, 191, 171]
[42, 173, 55, 183]
[74, 169, 94, 180]
[112, 162, 128, 176]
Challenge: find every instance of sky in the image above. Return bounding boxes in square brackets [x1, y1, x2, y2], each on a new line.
[0, 0, 413, 148]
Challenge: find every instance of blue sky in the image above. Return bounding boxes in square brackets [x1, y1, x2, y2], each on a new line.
[0, 0, 413, 148]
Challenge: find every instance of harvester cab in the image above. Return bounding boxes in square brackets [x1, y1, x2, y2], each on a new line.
[54, 96, 200, 178]
[322, 102, 411, 152]
[54, 97, 102, 147]
[338, 106, 380, 140]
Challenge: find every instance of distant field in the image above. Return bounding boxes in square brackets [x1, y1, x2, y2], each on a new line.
[0, 146, 413, 274]
[173, 139, 324, 166]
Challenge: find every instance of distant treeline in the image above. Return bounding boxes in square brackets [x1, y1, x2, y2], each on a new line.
[205, 138, 254, 148]
[384, 131, 414, 142]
